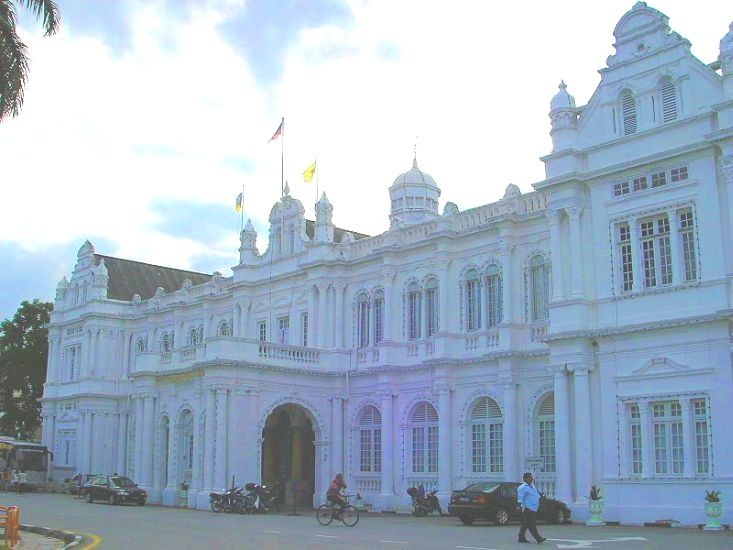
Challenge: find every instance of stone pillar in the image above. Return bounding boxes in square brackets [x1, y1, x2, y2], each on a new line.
[243, 390, 259, 483]
[116, 412, 128, 475]
[379, 390, 394, 498]
[241, 300, 251, 339]
[502, 381, 518, 481]
[383, 270, 395, 341]
[570, 364, 593, 502]
[317, 284, 328, 348]
[120, 331, 130, 377]
[83, 329, 93, 377]
[214, 388, 228, 490]
[437, 385, 452, 499]
[680, 399, 694, 478]
[47, 337, 58, 384]
[141, 395, 155, 489]
[203, 388, 216, 491]
[667, 208, 681, 285]
[189, 390, 203, 506]
[307, 286, 317, 347]
[331, 397, 344, 474]
[547, 210, 563, 301]
[134, 398, 144, 480]
[552, 365, 572, 503]
[638, 399, 653, 478]
[85, 412, 94, 474]
[629, 221, 642, 291]
[567, 207, 584, 297]
[334, 282, 345, 348]
[165, 421, 176, 488]
[292, 427, 304, 480]
[76, 411, 86, 473]
[228, 390, 245, 487]
[499, 243, 513, 324]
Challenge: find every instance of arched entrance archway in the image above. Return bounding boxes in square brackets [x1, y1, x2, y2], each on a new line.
[261, 404, 316, 507]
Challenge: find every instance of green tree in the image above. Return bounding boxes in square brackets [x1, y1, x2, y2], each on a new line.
[0, 0, 59, 121]
[0, 299, 52, 439]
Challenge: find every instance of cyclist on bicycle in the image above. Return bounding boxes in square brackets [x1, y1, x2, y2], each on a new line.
[326, 473, 347, 518]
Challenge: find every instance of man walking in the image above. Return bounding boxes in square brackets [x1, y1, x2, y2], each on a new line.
[517, 472, 547, 544]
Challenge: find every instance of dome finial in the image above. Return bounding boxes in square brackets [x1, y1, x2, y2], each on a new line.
[551, 80, 576, 111]
[413, 139, 418, 169]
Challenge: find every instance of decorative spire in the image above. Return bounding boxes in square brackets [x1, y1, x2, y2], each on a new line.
[551, 80, 576, 111]
[283, 180, 291, 197]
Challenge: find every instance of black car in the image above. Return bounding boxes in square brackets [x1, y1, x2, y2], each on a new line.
[448, 481, 571, 526]
[66, 473, 98, 496]
[83, 475, 147, 506]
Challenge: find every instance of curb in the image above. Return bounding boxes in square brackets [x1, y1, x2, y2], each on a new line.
[19, 524, 83, 549]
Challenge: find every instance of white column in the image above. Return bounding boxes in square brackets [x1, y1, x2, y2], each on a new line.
[229, 390, 247, 485]
[244, 390, 259, 482]
[629, 221, 642, 291]
[203, 388, 216, 490]
[438, 263, 449, 332]
[383, 270, 395, 340]
[47, 338, 58, 384]
[141, 395, 155, 488]
[552, 365, 572, 503]
[618, 403, 630, 479]
[307, 287, 317, 347]
[214, 388, 228, 490]
[499, 243, 513, 324]
[502, 382, 518, 481]
[570, 364, 593, 502]
[120, 331, 130, 378]
[165, 421, 176, 488]
[241, 300, 251, 339]
[680, 399, 694, 478]
[85, 412, 94, 474]
[317, 283, 328, 348]
[667, 208, 681, 285]
[567, 207, 584, 297]
[437, 385, 452, 497]
[331, 397, 344, 474]
[547, 210, 563, 301]
[134, 397, 144, 480]
[116, 412, 128, 475]
[83, 330, 92, 377]
[334, 282, 345, 348]
[379, 391, 394, 497]
[639, 399, 652, 478]
[89, 328, 98, 377]
[76, 411, 86, 473]
[190, 390, 203, 494]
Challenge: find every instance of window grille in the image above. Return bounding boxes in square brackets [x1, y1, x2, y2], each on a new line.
[692, 398, 709, 475]
[486, 265, 502, 327]
[258, 321, 267, 342]
[469, 397, 503, 473]
[530, 256, 549, 321]
[425, 284, 438, 337]
[640, 216, 671, 288]
[679, 210, 697, 282]
[629, 404, 642, 475]
[357, 295, 370, 348]
[633, 176, 648, 191]
[651, 171, 667, 188]
[410, 402, 438, 473]
[618, 224, 634, 292]
[535, 394, 556, 473]
[613, 182, 630, 197]
[465, 270, 481, 331]
[373, 295, 384, 343]
[301, 313, 308, 346]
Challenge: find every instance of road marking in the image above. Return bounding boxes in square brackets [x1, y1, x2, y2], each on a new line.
[77, 532, 103, 549]
[549, 537, 647, 548]
[264, 530, 283, 534]
[316, 534, 339, 538]
[456, 546, 498, 550]
[380, 541, 408, 545]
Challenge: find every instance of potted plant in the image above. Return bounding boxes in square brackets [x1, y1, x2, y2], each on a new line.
[586, 485, 605, 526]
[703, 490, 723, 531]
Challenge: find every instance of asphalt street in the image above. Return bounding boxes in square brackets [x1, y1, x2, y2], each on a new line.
[1, 492, 731, 549]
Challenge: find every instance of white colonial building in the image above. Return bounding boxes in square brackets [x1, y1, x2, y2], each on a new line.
[42, 3, 733, 526]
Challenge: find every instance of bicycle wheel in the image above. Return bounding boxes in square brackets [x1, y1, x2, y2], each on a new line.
[341, 505, 360, 527]
[316, 504, 334, 526]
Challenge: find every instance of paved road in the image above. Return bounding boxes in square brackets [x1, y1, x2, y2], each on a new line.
[2, 493, 731, 549]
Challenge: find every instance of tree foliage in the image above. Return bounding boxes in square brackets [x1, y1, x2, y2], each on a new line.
[0, 299, 52, 438]
[0, 0, 59, 121]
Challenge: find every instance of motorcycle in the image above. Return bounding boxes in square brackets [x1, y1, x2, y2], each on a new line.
[407, 485, 442, 517]
[210, 485, 246, 514]
[243, 482, 279, 513]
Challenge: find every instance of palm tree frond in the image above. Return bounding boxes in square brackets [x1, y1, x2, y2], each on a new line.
[18, 0, 59, 36]
[0, 2, 30, 121]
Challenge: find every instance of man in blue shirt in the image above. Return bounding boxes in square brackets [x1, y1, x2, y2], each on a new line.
[517, 472, 547, 544]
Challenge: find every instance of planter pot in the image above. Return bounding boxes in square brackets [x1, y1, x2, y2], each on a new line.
[703, 501, 723, 531]
[586, 499, 605, 526]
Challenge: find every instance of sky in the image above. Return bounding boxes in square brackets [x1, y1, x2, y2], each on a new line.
[0, 0, 729, 322]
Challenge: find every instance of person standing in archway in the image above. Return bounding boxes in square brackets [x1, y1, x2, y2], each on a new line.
[326, 473, 347, 519]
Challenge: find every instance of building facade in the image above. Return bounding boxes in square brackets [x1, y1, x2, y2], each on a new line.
[42, 3, 733, 525]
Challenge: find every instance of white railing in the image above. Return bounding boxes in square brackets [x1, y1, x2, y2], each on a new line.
[353, 475, 381, 494]
[425, 339, 434, 356]
[181, 347, 197, 361]
[404, 477, 439, 493]
[531, 323, 548, 342]
[162, 352, 172, 363]
[464, 334, 480, 350]
[258, 342, 320, 364]
[486, 330, 499, 348]
[356, 347, 379, 365]
[534, 477, 556, 498]
[407, 343, 419, 357]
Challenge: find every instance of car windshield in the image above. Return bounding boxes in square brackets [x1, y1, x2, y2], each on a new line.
[110, 476, 136, 488]
[15, 448, 47, 471]
[464, 482, 501, 493]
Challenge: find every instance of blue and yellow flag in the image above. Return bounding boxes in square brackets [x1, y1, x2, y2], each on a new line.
[235, 192, 243, 213]
[303, 160, 316, 183]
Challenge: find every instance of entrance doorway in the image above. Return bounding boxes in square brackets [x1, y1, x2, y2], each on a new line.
[261, 404, 315, 506]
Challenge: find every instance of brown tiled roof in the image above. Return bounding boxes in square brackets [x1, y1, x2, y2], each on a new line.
[304, 220, 371, 242]
[94, 254, 211, 301]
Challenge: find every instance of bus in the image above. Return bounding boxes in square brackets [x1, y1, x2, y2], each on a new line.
[0, 436, 53, 490]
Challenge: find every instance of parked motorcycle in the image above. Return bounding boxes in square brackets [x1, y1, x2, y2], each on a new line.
[243, 482, 279, 513]
[210, 485, 246, 514]
[407, 485, 442, 517]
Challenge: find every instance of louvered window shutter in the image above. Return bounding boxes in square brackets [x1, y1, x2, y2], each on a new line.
[622, 92, 637, 135]
[538, 394, 555, 417]
[661, 82, 677, 123]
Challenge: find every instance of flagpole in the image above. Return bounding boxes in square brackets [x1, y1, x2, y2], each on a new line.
[240, 183, 245, 232]
[280, 117, 285, 197]
[316, 158, 319, 203]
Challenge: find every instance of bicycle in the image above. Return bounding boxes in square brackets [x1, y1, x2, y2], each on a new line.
[316, 493, 360, 527]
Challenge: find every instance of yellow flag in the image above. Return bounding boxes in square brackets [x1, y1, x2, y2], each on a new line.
[235, 192, 243, 213]
[303, 160, 316, 183]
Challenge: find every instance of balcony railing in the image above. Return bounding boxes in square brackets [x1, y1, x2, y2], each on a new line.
[352, 475, 381, 495]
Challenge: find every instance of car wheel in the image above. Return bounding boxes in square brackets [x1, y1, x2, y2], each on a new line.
[494, 507, 509, 525]
[459, 515, 475, 526]
[553, 507, 567, 524]
[108, 494, 118, 506]
[85, 492, 93, 504]
[137, 499, 146, 506]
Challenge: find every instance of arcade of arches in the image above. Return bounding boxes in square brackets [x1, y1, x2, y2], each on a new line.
[261, 404, 315, 505]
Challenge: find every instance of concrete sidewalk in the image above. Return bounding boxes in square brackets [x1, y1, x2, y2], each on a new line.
[13, 530, 63, 550]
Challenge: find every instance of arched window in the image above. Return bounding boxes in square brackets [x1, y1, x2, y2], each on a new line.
[218, 320, 231, 337]
[464, 268, 481, 332]
[358, 406, 382, 473]
[535, 393, 556, 474]
[530, 256, 549, 321]
[356, 293, 370, 348]
[424, 278, 439, 337]
[621, 89, 637, 135]
[469, 397, 503, 474]
[161, 332, 172, 352]
[659, 76, 677, 123]
[372, 289, 385, 343]
[485, 264, 502, 328]
[410, 402, 439, 473]
[406, 282, 421, 341]
[288, 224, 295, 254]
[189, 327, 200, 346]
[136, 337, 147, 353]
[275, 227, 282, 255]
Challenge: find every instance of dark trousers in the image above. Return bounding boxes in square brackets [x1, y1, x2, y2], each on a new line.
[518, 508, 542, 542]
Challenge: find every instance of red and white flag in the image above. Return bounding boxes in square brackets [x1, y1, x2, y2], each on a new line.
[268, 118, 284, 143]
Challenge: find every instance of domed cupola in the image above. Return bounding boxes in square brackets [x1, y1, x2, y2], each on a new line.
[389, 157, 441, 228]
